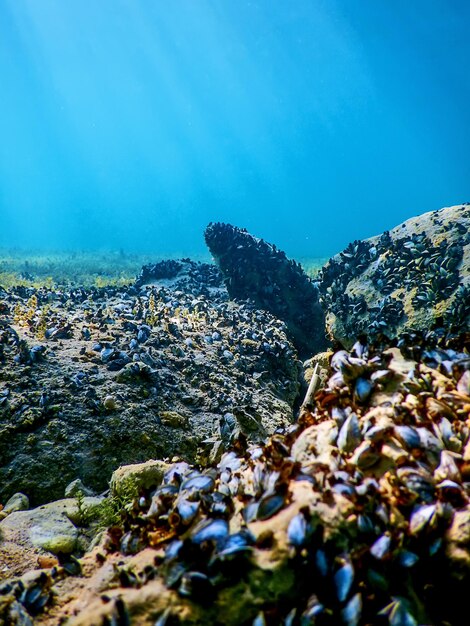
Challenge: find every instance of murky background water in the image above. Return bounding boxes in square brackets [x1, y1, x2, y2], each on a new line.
[1, 1, 469, 259]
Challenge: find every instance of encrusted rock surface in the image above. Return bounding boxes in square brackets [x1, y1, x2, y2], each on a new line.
[135, 258, 226, 298]
[0, 279, 300, 505]
[319, 204, 470, 347]
[204, 222, 327, 357]
[4, 330, 467, 626]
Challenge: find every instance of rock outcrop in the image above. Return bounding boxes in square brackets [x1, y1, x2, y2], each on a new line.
[0, 280, 300, 505]
[0, 496, 103, 582]
[319, 204, 470, 347]
[204, 222, 327, 357]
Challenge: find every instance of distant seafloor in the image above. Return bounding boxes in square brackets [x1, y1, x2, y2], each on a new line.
[0, 248, 328, 288]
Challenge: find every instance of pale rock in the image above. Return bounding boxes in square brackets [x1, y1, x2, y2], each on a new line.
[110, 460, 171, 499]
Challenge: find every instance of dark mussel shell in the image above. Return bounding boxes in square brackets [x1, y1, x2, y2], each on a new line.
[191, 518, 229, 548]
[256, 493, 286, 521]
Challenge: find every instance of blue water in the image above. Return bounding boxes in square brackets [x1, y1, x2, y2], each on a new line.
[1, 1, 469, 258]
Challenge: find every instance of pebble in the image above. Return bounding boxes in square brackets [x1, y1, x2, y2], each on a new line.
[103, 395, 118, 410]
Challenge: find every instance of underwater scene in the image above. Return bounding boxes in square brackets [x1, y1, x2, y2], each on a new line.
[0, 2, 469, 625]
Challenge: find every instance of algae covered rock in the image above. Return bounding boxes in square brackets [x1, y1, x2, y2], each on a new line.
[110, 459, 170, 499]
[319, 204, 470, 347]
[204, 222, 327, 357]
[0, 499, 80, 555]
[2, 492, 29, 515]
[0, 278, 299, 505]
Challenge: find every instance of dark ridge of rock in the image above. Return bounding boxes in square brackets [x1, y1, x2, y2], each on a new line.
[318, 204, 470, 347]
[0, 280, 300, 505]
[204, 222, 327, 358]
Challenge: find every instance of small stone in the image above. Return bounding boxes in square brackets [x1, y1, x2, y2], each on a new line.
[37, 554, 59, 569]
[160, 411, 189, 429]
[101, 347, 115, 363]
[103, 395, 118, 410]
[64, 479, 94, 499]
[115, 362, 150, 384]
[110, 460, 171, 500]
[3, 492, 29, 514]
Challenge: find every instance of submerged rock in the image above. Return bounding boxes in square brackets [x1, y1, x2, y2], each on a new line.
[2, 492, 30, 516]
[0, 496, 103, 583]
[135, 258, 226, 298]
[0, 500, 80, 556]
[110, 459, 170, 500]
[0, 277, 300, 504]
[204, 222, 327, 357]
[64, 479, 95, 499]
[319, 204, 470, 346]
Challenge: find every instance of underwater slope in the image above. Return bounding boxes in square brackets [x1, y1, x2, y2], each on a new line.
[0, 271, 299, 504]
[0, 204, 469, 625]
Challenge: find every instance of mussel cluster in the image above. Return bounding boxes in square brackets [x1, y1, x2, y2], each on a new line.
[317, 239, 402, 340]
[318, 239, 374, 310]
[63, 332, 470, 626]
[371, 231, 462, 304]
[0, 323, 45, 367]
[359, 296, 404, 336]
[0, 273, 301, 503]
[204, 222, 326, 357]
[445, 284, 470, 332]
[135, 260, 225, 294]
[0, 568, 59, 626]
[318, 206, 470, 343]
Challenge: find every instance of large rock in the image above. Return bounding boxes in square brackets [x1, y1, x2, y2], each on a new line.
[0, 499, 89, 556]
[0, 280, 300, 505]
[204, 222, 327, 357]
[318, 204, 470, 347]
